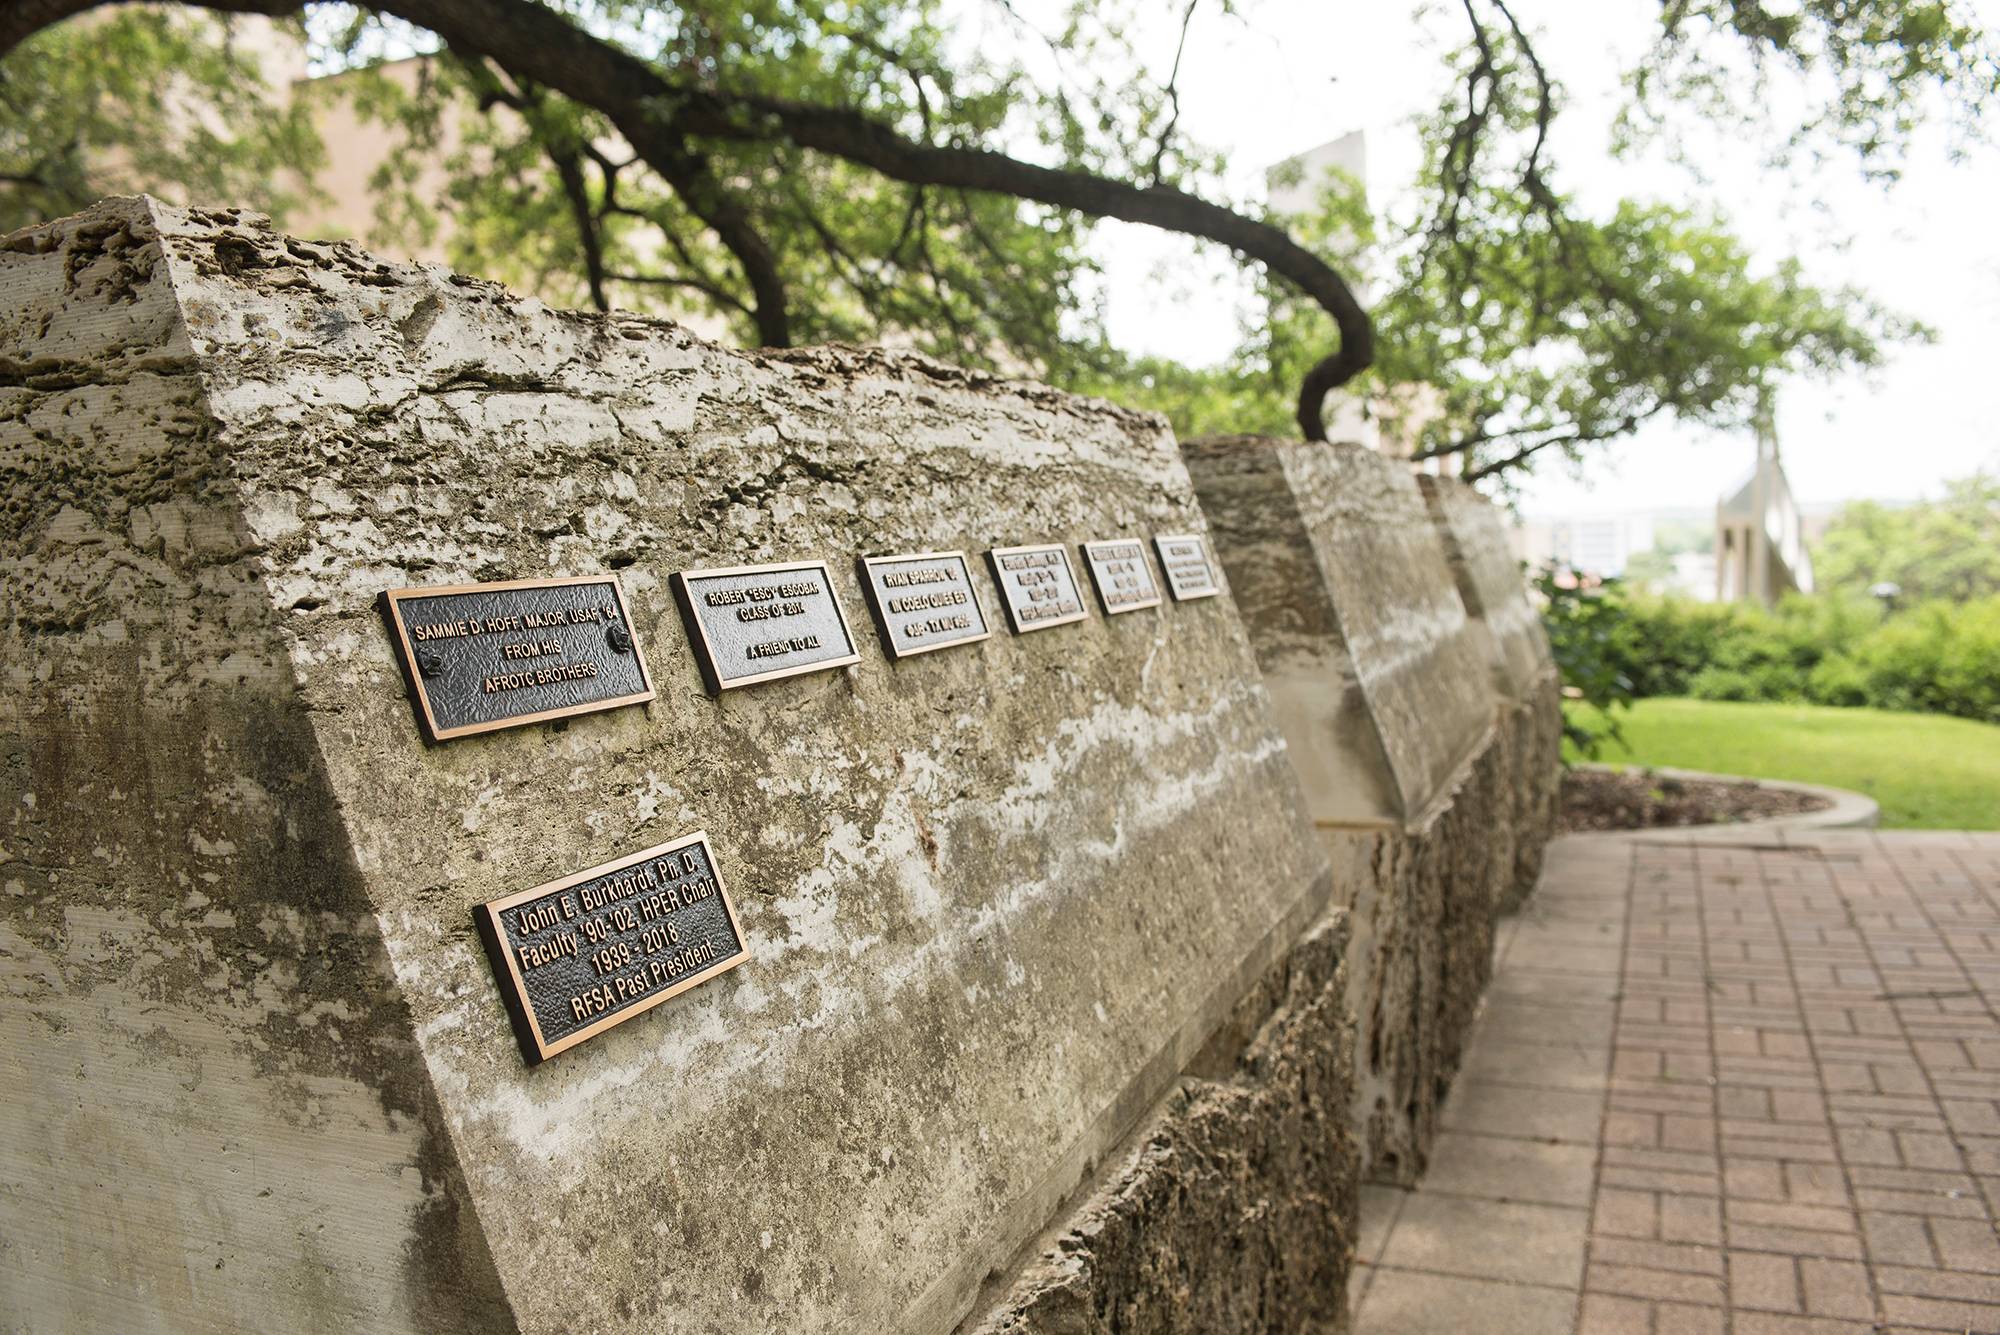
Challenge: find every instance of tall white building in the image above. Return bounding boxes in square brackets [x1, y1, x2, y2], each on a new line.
[1513, 514, 1651, 579]
[1265, 133, 1380, 452]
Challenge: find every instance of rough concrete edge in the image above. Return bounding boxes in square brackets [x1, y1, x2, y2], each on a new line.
[943, 863, 1340, 1332]
[962, 898, 1358, 1335]
[1, 195, 522, 1332]
[1575, 763, 1881, 836]
[1400, 718, 1503, 837]
[140, 194, 525, 1328]
[25, 194, 1181, 444]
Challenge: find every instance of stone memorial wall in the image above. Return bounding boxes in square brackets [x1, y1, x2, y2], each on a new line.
[0, 198, 1559, 1334]
[1183, 434, 1564, 1181]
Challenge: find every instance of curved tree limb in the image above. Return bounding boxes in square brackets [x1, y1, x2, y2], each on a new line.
[445, 45, 786, 342]
[643, 136, 792, 347]
[1458, 407, 1664, 482]
[550, 141, 610, 312]
[2, 0, 1373, 438]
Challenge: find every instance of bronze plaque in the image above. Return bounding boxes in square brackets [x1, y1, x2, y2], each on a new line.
[987, 543, 1089, 634]
[1080, 538, 1163, 615]
[476, 831, 749, 1064]
[1154, 533, 1222, 601]
[670, 559, 863, 694]
[858, 551, 993, 658]
[380, 575, 655, 742]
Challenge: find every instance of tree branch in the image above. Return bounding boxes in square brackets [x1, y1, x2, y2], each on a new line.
[2, 0, 1373, 439]
[1146, 0, 1200, 186]
[609, 203, 755, 318]
[606, 268, 750, 312]
[0, 0, 296, 49]
[551, 142, 610, 311]
[643, 136, 791, 346]
[452, 56, 613, 311]
[1454, 407, 1665, 482]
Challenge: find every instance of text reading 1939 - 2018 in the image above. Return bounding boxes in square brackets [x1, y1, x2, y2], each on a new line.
[670, 559, 863, 694]
[1080, 539, 1163, 615]
[1154, 533, 1222, 601]
[476, 831, 749, 1064]
[380, 575, 654, 742]
[857, 551, 993, 658]
[987, 543, 1089, 634]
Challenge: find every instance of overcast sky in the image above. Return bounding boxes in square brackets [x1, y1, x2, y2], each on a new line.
[1032, 0, 2000, 515]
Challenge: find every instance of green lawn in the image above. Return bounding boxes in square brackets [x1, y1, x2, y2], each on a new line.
[1564, 698, 2000, 831]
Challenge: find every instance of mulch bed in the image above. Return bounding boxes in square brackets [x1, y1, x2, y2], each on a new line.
[1558, 768, 1833, 834]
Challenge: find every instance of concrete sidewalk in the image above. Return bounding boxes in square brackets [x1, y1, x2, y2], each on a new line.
[1352, 829, 2000, 1334]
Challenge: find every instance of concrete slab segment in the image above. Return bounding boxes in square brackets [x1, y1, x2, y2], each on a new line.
[0, 198, 1333, 1335]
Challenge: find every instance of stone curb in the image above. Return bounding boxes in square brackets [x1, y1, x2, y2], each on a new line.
[1572, 763, 1880, 837]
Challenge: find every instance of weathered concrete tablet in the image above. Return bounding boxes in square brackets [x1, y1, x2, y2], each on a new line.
[1418, 474, 1554, 701]
[0, 199, 1333, 1334]
[1182, 434, 1519, 1180]
[1420, 474, 1564, 908]
[1181, 436, 1498, 827]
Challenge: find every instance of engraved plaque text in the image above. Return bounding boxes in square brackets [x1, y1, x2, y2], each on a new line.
[671, 560, 863, 693]
[476, 832, 749, 1064]
[987, 543, 1089, 634]
[1154, 533, 1222, 601]
[859, 551, 993, 658]
[1081, 539, 1163, 615]
[380, 575, 654, 742]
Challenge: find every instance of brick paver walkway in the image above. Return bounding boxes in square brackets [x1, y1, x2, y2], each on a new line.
[1352, 828, 2000, 1334]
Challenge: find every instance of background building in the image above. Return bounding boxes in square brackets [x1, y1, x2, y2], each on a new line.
[1714, 407, 1815, 605]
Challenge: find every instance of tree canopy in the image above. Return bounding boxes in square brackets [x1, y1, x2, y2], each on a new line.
[3, 0, 1994, 477]
[1814, 468, 2000, 604]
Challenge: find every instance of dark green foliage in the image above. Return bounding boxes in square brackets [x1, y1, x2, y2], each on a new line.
[1844, 597, 2000, 722]
[1592, 589, 2000, 725]
[1630, 0, 2000, 179]
[1532, 567, 1636, 760]
[0, 10, 323, 234]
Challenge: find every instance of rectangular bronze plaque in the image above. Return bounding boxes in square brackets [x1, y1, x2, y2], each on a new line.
[858, 551, 993, 659]
[380, 575, 655, 743]
[1080, 539, 1163, 615]
[1154, 533, 1223, 601]
[476, 831, 749, 1064]
[987, 543, 1089, 634]
[670, 559, 863, 694]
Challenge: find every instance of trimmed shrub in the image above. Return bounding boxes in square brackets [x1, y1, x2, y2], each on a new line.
[1552, 585, 1999, 724]
[1850, 596, 2000, 723]
[1805, 654, 1871, 707]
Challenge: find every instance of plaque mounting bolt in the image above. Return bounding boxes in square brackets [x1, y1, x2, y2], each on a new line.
[416, 648, 446, 678]
[607, 624, 633, 654]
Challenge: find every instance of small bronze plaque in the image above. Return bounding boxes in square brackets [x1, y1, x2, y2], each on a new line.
[380, 575, 654, 742]
[670, 559, 863, 694]
[1154, 533, 1222, 601]
[987, 543, 1090, 634]
[476, 832, 749, 1064]
[858, 551, 993, 659]
[1080, 539, 1163, 615]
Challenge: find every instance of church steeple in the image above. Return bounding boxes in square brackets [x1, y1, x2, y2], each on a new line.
[1715, 386, 1811, 605]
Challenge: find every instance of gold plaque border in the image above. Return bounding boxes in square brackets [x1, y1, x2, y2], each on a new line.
[1079, 538, 1165, 615]
[857, 550, 995, 660]
[1152, 532, 1224, 602]
[669, 558, 864, 694]
[381, 574, 656, 743]
[477, 830, 750, 1064]
[986, 542, 1092, 635]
